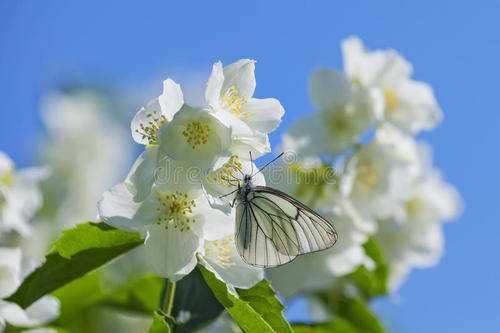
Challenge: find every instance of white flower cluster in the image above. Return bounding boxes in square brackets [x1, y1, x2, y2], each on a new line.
[0, 248, 59, 331]
[1, 91, 128, 331]
[0, 152, 59, 331]
[99, 59, 285, 288]
[39, 92, 132, 229]
[268, 36, 462, 295]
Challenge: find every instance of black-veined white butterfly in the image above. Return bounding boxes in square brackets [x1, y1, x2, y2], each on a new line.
[221, 153, 338, 268]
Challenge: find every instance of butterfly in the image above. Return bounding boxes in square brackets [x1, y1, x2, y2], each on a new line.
[221, 153, 338, 268]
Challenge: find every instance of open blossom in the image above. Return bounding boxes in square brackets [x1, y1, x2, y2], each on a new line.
[342, 36, 442, 134]
[374, 148, 462, 290]
[339, 124, 421, 233]
[0, 248, 60, 330]
[283, 69, 381, 159]
[131, 78, 184, 147]
[205, 59, 285, 158]
[159, 105, 233, 170]
[129, 80, 233, 200]
[0, 152, 48, 236]
[98, 159, 235, 281]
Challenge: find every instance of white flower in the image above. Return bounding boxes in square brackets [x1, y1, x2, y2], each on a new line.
[342, 36, 442, 134]
[340, 125, 421, 233]
[158, 105, 233, 170]
[0, 248, 60, 330]
[40, 92, 132, 227]
[375, 153, 462, 290]
[98, 160, 234, 281]
[131, 78, 184, 147]
[0, 152, 48, 236]
[199, 235, 263, 290]
[205, 59, 285, 158]
[283, 69, 380, 158]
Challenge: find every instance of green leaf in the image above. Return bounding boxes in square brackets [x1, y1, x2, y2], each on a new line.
[199, 265, 274, 332]
[336, 298, 384, 333]
[292, 318, 361, 333]
[236, 279, 292, 333]
[52, 273, 163, 332]
[315, 291, 384, 332]
[4, 324, 70, 333]
[348, 238, 389, 297]
[171, 267, 224, 333]
[6, 222, 144, 308]
[199, 264, 292, 333]
[149, 311, 173, 333]
[51, 272, 102, 332]
[93, 275, 164, 313]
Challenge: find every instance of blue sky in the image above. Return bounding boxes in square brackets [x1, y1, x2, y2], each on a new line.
[1, 1, 499, 331]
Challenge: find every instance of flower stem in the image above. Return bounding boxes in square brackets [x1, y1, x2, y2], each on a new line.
[160, 278, 176, 316]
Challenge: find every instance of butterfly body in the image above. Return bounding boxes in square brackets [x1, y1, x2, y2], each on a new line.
[235, 174, 254, 206]
[233, 172, 338, 268]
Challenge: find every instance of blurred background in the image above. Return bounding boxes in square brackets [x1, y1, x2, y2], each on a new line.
[1, 1, 499, 331]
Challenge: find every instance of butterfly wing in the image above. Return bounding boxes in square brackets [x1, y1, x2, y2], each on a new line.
[235, 186, 338, 268]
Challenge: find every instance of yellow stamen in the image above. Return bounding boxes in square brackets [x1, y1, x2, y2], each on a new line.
[182, 121, 211, 149]
[385, 89, 400, 110]
[155, 190, 197, 232]
[1, 170, 13, 187]
[208, 155, 242, 187]
[221, 86, 251, 119]
[205, 236, 237, 269]
[355, 163, 381, 196]
[135, 109, 167, 145]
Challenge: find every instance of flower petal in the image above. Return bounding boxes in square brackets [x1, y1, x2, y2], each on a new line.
[0, 247, 21, 298]
[0, 296, 60, 328]
[158, 78, 184, 121]
[0, 203, 33, 237]
[126, 148, 161, 202]
[341, 36, 413, 87]
[222, 59, 256, 97]
[195, 197, 235, 241]
[310, 69, 351, 110]
[205, 61, 224, 109]
[387, 79, 443, 134]
[145, 222, 202, 281]
[282, 114, 330, 158]
[244, 98, 284, 134]
[154, 159, 204, 197]
[229, 130, 270, 159]
[98, 183, 158, 232]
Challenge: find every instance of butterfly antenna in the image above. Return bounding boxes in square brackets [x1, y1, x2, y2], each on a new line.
[252, 152, 284, 177]
[219, 187, 239, 199]
[221, 177, 239, 185]
[233, 165, 245, 177]
[249, 151, 254, 175]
